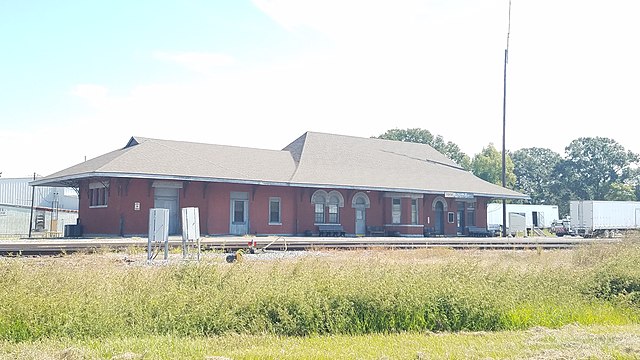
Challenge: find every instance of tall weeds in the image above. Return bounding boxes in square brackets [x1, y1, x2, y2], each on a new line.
[1, 242, 639, 342]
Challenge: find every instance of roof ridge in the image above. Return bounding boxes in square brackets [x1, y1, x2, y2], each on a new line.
[282, 132, 309, 182]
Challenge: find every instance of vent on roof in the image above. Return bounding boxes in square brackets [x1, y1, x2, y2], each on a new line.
[124, 137, 140, 149]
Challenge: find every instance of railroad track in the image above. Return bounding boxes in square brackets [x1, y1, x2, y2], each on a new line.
[0, 236, 617, 256]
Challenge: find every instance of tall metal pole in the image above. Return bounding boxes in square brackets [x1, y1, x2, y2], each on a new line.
[501, 0, 512, 237]
[28, 172, 36, 239]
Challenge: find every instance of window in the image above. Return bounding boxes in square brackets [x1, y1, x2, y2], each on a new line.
[392, 198, 401, 224]
[411, 199, 419, 225]
[312, 190, 344, 224]
[233, 200, 245, 223]
[327, 194, 341, 224]
[89, 181, 109, 207]
[315, 203, 325, 223]
[448, 212, 455, 223]
[328, 204, 338, 223]
[269, 198, 281, 224]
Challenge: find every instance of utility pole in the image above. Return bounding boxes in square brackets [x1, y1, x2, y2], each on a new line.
[28, 172, 36, 238]
[501, 0, 512, 237]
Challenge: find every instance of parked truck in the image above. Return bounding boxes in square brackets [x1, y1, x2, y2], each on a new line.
[570, 200, 640, 237]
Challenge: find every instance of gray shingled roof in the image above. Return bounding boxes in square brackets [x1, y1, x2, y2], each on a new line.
[32, 132, 527, 199]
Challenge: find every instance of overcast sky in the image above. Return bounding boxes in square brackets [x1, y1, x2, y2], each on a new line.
[1, 0, 639, 178]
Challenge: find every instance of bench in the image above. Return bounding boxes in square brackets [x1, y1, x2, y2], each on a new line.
[467, 226, 493, 237]
[318, 224, 345, 237]
[424, 227, 436, 237]
[367, 226, 385, 237]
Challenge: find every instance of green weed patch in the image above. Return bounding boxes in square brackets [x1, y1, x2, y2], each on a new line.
[1, 242, 639, 342]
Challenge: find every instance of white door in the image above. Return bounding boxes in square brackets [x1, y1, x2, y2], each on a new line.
[355, 208, 366, 236]
[230, 192, 249, 235]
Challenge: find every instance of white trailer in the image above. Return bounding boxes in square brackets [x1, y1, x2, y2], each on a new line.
[487, 203, 560, 233]
[570, 200, 640, 237]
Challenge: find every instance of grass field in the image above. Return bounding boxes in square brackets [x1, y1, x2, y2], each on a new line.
[1, 324, 639, 359]
[1, 239, 640, 359]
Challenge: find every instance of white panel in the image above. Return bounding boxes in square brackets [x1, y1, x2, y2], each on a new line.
[149, 208, 170, 242]
[508, 213, 526, 233]
[181, 207, 200, 241]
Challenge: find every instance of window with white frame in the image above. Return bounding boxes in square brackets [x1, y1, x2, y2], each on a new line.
[315, 203, 325, 223]
[89, 181, 109, 207]
[392, 198, 401, 224]
[327, 194, 340, 223]
[269, 197, 281, 224]
[312, 190, 344, 224]
[328, 204, 338, 223]
[411, 199, 419, 225]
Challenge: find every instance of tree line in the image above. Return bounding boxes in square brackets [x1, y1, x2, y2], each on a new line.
[376, 128, 640, 216]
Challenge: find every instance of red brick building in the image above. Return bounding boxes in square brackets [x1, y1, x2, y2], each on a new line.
[32, 132, 527, 237]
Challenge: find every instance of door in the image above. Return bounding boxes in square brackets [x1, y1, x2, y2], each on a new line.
[355, 208, 366, 236]
[230, 192, 249, 235]
[457, 208, 465, 235]
[434, 201, 444, 235]
[154, 188, 179, 235]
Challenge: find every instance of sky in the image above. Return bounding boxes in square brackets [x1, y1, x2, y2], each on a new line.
[1, 0, 639, 178]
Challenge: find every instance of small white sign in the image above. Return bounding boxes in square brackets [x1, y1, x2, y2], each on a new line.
[444, 192, 474, 199]
[134, 202, 140, 211]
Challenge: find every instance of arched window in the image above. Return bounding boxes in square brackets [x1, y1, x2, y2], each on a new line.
[432, 196, 448, 211]
[351, 192, 371, 208]
[311, 190, 328, 223]
[327, 194, 340, 223]
[311, 190, 344, 224]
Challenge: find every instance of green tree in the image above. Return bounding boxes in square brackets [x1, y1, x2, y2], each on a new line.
[471, 143, 516, 188]
[605, 182, 636, 201]
[511, 147, 562, 204]
[375, 128, 471, 170]
[554, 137, 639, 201]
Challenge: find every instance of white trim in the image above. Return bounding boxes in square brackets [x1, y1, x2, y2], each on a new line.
[391, 197, 401, 224]
[32, 173, 529, 200]
[268, 197, 281, 225]
[89, 205, 108, 209]
[432, 197, 448, 211]
[351, 192, 371, 208]
[411, 198, 419, 225]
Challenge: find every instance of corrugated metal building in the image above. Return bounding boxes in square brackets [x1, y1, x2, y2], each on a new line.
[0, 177, 79, 237]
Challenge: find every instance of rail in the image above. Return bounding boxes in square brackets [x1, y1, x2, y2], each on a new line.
[0, 236, 620, 256]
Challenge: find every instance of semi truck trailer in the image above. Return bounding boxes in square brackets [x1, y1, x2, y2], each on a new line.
[570, 200, 640, 237]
